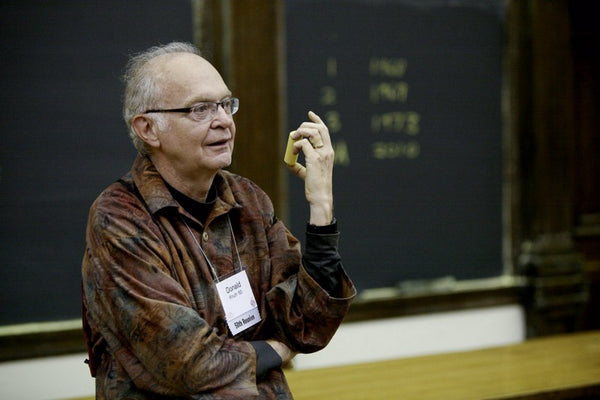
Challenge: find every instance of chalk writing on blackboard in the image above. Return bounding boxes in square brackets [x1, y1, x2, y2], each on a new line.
[319, 56, 422, 165]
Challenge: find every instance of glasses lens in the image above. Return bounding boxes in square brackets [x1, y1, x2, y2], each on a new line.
[224, 98, 239, 115]
[189, 98, 238, 121]
[190, 103, 214, 121]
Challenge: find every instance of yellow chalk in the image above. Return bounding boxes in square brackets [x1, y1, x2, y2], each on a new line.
[284, 132, 299, 166]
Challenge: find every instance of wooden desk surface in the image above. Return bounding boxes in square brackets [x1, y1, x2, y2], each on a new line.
[284, 331, 600, 400]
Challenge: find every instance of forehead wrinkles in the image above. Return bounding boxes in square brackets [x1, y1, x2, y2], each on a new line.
[150, 53, 228, 105]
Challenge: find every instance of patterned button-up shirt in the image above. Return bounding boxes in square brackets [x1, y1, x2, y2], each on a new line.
[82, 155, 355, 399]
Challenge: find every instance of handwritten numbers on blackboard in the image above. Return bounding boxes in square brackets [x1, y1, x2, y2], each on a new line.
[320, 86, 337, 106]
[369, 57, 407, 77]
[319, 56, 422, 163]
[371, 111, 420, 135]
[372, 140, 420, 160]
[333, 140, 350, 166]
[319, 57, 349, 166]
[325, 111, 342, 133]
[370, 81, 410, 103]
[369, 57, 420, 161]
[327, 57, 338, 78]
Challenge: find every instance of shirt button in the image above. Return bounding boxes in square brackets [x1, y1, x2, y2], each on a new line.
[202, 232, 209, 242]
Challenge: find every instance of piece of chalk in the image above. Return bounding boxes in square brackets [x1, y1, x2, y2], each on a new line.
[284, 132, 299, 166]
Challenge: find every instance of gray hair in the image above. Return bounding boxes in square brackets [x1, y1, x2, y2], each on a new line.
[122, 42, 201, 155]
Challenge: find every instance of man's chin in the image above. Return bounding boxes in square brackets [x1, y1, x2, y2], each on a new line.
[202, 145, 233, 169]
[211, 154, 233, 171]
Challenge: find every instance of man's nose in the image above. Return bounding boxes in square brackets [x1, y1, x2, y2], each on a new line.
[212, 103, 234, 125]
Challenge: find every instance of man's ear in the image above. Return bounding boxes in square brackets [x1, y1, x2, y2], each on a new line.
[131, 115, 160, 149]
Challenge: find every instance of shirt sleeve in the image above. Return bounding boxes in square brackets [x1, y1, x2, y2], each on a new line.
[264, 216, 356, 354]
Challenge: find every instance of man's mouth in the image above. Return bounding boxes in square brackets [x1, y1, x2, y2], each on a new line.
[207, 138, 230, 148]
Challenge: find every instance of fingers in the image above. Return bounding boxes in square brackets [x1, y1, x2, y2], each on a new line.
[313, 137, 325, 149]
[285, 110, 334, 181]
[286, 161, 306, 180]
[308, 111, 330, 147]
[291, 111, 330, 150]
[286, 135, 323, 180]
[291, 128, 322, 149]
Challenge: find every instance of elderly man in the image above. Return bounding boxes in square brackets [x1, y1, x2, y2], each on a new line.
[81, 41, 355, 399]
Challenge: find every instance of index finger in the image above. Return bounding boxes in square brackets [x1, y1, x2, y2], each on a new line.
[305, 111, 332, 146]
[308, 110, 324, 124]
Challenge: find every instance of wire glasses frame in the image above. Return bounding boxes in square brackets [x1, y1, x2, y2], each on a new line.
[145, 97, 239, 122]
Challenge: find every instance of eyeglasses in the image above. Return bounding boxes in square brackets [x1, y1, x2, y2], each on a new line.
[145, 97, 239, 122]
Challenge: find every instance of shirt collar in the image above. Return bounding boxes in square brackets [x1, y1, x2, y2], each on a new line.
[131, 155, 241, 218]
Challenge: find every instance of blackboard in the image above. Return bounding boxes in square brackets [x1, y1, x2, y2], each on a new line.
[285, 0, 505, 291]
[0, 1, 193, 325]
[0, 0, 505, 326]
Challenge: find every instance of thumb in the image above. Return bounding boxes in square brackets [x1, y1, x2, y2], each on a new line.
[286, 162, 306, 180]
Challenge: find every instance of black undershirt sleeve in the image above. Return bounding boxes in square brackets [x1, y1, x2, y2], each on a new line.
[250, 341, 283, 380]
[303, 219, 343, 296]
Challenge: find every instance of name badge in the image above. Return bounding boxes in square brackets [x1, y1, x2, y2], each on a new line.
[215, 270, 261, 335]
